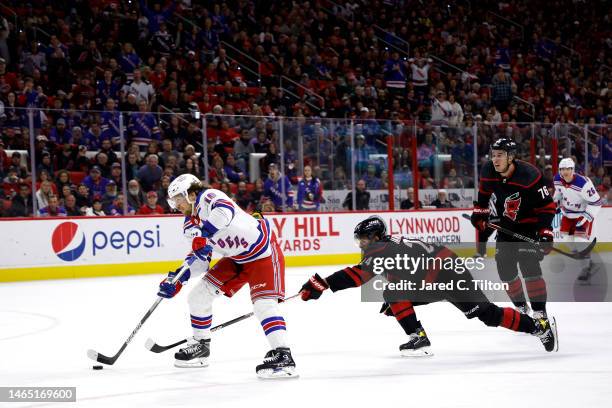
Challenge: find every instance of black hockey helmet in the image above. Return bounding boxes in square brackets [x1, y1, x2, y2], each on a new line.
[354, 215, 387, 241]
[491, 138, 518, 156]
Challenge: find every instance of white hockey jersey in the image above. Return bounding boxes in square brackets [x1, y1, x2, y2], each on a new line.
[553, 173, 603, 220]
[183, 189, 272, 265]
[410, 63, 430, 87]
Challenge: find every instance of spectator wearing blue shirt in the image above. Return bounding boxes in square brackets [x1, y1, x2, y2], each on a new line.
[223, 154, 246, 183]
[82, 166, 109, 199]
[129, 100, 161, 150]
[49, 118, 72, 144]
[97, 69, 120, 108]
[263, 164, 294, 211]
[297, 165, 322, 211]
[108, 194, 135, 216]
[136, 154, 163, 192]
[384, 51, 408, 93]
[38, 194, 67, 217]
[101, 99, 121, 147]
[361, 164, 383, 189]
[139, 0, 176, 34]
[118, 43, 141, 75]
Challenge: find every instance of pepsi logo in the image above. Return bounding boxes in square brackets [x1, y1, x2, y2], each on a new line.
[52, 222, 86, 262]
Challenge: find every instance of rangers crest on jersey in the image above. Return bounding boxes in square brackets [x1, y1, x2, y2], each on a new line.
[503, 192, 521, 221]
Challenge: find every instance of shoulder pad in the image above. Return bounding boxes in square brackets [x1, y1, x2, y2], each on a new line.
[572, 174, 588, 188]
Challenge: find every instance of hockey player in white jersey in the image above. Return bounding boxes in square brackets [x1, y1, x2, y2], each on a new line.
[157, 174, 297, 378]
[553, 158, 602, 281]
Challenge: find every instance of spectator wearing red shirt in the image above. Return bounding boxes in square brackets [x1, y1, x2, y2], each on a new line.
[138, 191, 164, 215]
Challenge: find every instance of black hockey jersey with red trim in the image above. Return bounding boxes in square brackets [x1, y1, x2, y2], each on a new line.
[477, 160, 555, 232]
[325, 237, 452, 292]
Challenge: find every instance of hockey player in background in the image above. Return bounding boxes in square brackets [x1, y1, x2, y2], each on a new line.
[300, 216, 558, 356]
[158, 174, 297, 378]
[553, 158, 602, 282]
[471, 138, 556, 319]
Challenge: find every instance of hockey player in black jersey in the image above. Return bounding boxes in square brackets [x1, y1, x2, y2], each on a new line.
[300, 216, 558, 355]
[471, 138, 556, 319]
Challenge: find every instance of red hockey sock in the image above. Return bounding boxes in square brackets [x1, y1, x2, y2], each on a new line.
[506, 277, 526, 304]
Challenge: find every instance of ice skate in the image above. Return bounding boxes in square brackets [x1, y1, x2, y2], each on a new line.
[533, 316, 558, 352]
[256, 347, 298, 379]
[400, 327, 433, 357]
[174, 338, 210, 368]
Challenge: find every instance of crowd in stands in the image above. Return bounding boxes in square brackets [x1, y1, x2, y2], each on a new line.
[0, 0, 610, 217]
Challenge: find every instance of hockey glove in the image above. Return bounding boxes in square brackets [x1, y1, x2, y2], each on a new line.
[470, 206, 490, 232]
[300, 274, 329, 301]
[537, 228, 554, 256]
[192, 236, 213, 263]
[158, 267, 191, 299]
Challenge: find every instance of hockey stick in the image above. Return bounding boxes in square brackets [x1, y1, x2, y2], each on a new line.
[145, 293, 301, 353]
[87, 261, 192, 366]
[461, 214, 597, 259]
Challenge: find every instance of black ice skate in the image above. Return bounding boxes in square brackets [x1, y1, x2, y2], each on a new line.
[533, 317, 558, 352]
[256, 347, 298, 379]
[174, 338, 210, 368]
[400, 327, 433, 357]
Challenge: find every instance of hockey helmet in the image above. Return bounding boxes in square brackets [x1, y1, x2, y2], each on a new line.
[354, 215, 387, 241]
[491, 138, 518, 156]
[167, 173, 202, 210]
[559, 158, 575, 170]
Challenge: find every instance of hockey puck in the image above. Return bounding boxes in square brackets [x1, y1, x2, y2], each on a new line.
[92, 365, 103, 370]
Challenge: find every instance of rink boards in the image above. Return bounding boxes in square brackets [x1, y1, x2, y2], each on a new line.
[0, 208, 610, 282]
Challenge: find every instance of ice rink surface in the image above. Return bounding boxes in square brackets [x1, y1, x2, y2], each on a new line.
[1, 265, 612, 408]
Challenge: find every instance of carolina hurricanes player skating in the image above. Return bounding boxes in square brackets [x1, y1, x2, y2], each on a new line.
[157, 174, 297, 378]
[553, 158, 602, 281]
[471, 138, 557, 319]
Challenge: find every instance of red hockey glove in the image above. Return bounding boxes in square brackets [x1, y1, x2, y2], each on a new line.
[300, 274, 329, 301]
[470, 207, 490, 232]
[537, 228, 554, 256]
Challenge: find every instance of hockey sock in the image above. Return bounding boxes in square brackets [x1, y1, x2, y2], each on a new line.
[505, 277, 527, 307]
[525, 277, 547, 313]
[500, 307, 535, 333]
[390, 302, 420, 334]
[253, 298, 289, 349]
[188, 279, 221, 340]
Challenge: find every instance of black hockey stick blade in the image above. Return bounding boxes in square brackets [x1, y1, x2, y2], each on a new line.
[144, 338, 187, 353]
[87, 348, 119, 365]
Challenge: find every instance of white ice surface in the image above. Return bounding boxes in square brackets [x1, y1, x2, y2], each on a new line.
[1, 266, 611, 408]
